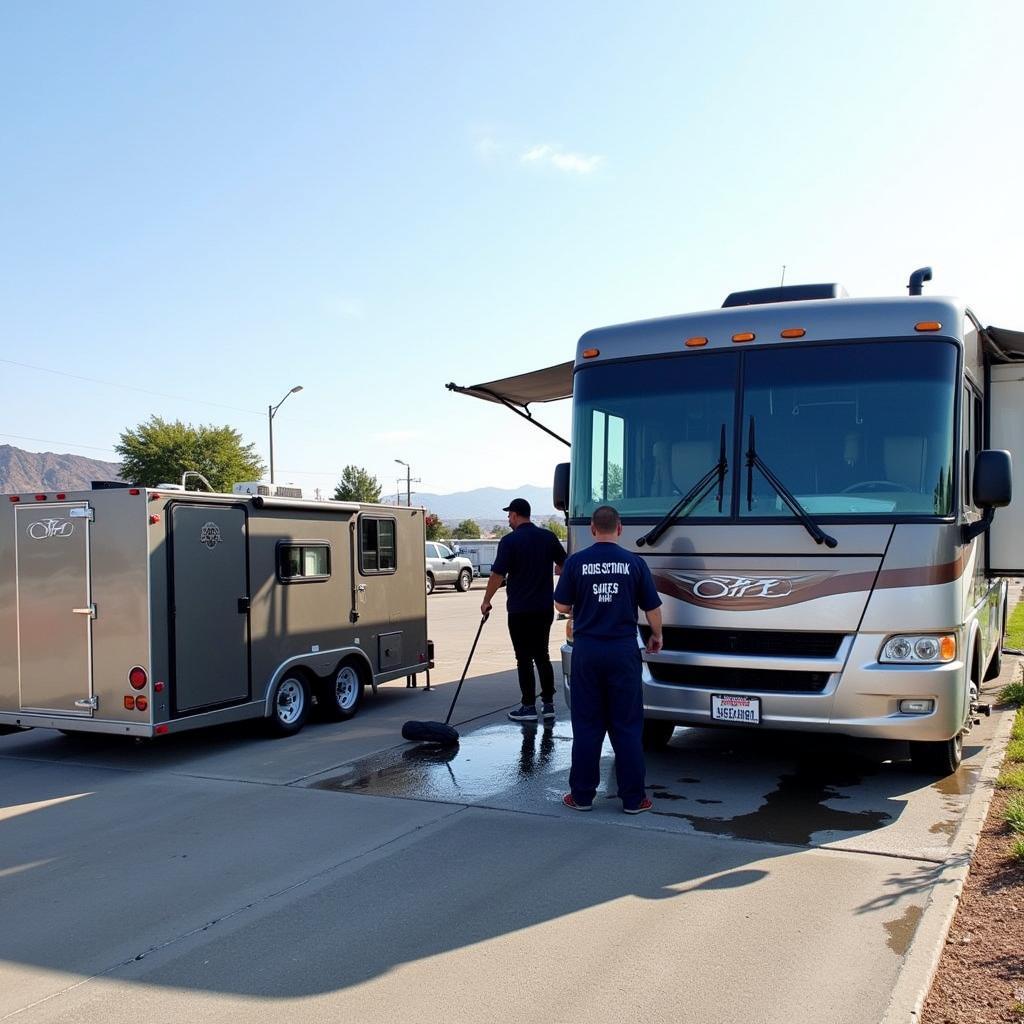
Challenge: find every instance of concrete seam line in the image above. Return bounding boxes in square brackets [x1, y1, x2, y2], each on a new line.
[879, 674, 1019, 1023]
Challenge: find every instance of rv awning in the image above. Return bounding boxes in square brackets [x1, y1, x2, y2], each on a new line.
[446, 361, 574, 408]
[986, 326, 1024, 363]
[446, 361, 574, 447]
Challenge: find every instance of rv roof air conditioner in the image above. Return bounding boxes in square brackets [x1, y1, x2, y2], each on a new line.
[233, 481, 305, 500]
[722, 283, 849, 308]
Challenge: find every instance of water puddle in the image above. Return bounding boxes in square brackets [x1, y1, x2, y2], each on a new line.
[884, 903, 924, 954]
[310, 721, 573, 803]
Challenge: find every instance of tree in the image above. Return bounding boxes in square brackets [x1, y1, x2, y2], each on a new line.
[333, 465, 382, 502]
[491, 525, 511, 538]
[545, 517, 567, 540]
[116, 416, 264, 492]
[452, 518, 481, 539]
[424, 512, 445, 541]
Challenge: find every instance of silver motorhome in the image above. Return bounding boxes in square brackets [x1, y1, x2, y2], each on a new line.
[0, 485, 431, 739]
[451, 273, 1021, 775]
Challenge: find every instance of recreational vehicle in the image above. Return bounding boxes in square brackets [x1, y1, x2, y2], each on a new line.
[0, 485, 431, 739]
[450, 270, 1021, 775]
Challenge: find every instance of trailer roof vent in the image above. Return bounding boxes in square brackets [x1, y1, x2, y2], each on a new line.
[722, 283, 848, 308]
[90, 480, 132, 490]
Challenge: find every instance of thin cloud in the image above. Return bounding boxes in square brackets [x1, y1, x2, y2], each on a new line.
[521, 143, 603, 174]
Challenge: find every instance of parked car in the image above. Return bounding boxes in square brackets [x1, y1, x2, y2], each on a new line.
[425, 542, 474, 594]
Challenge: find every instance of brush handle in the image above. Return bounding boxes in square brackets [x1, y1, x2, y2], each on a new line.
[444, 613, 488, 725]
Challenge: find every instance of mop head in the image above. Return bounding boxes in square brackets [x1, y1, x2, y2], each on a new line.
[401, 720, 460, 746]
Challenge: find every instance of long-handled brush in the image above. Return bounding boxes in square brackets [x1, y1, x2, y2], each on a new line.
[401, 613, 489, 747]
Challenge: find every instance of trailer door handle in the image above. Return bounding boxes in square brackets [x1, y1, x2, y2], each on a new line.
[72, 605, 97, 619]
[237, 597, 250, 613]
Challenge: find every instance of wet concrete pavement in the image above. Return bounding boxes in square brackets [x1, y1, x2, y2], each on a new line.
[0, 585, 1017, 1023]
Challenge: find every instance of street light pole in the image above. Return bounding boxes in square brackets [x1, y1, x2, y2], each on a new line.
[268, 385, 303, 484]
[395, 458, 411, 506]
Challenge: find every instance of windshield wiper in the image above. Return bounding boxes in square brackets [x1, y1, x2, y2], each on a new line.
[637, 425, 727, 547]
[745, 416, 838, 548]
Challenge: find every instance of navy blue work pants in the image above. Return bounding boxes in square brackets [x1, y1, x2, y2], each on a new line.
[568, 638, 646, 809]
[507, 610, 556, 705]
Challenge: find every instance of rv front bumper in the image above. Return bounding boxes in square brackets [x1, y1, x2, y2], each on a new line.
[559, 636, 968, 743]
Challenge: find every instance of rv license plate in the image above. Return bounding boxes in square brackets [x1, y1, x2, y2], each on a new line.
[711, 694, 761, 725]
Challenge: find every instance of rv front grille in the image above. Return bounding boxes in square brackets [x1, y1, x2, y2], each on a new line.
[640, 626, 844, 659]
[648, 663, 831, 694]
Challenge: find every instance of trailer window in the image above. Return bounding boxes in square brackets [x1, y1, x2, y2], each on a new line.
[277, 543, 331, 583]
[360, 517, 397, 574]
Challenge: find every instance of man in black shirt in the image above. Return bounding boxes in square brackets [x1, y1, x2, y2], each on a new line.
[481, 498, 567, 721]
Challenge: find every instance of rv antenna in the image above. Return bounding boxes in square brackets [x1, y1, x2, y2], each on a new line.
[780, 265, 786, 286]
[907, 266, 933, 296]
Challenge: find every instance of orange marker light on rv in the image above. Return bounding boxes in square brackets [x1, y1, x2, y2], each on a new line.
[939, 635, 957, 660]
[582, 348, 600, 358]
[780, 328, 806, 339]
[732, 332, 756, 343]
[685, 336, 708, 347]
[915, 322, 942, 332]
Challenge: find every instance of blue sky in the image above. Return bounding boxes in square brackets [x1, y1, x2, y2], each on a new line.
[2, 2, 1022, 499]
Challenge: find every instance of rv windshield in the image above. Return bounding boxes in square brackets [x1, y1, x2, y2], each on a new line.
[570, 340, 957, 520]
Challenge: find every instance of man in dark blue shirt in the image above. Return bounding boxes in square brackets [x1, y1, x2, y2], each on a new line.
[554, 504, 663, 813]
[481, 497, 567, 722]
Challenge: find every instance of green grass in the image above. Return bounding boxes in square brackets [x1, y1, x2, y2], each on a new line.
[1006, 794, 1024, 834]
[1008, 738, 1024, 763]
[1001, 678, 1024, 706]
[997, 765, 1024, 790]
[1006, 600, 1024, 651]
[1012, 838, 1024, 864]
[1013, 711, 1024, 742]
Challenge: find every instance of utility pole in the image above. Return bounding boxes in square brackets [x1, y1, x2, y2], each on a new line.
[268, 385, 303, 484]
[395, 458, 412, 505]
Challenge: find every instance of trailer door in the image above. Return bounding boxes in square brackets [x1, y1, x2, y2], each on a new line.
[15, 502, 95, 715]
[170, 504, 250, 713]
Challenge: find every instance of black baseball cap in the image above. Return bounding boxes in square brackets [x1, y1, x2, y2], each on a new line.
[502, 497, 531, 517]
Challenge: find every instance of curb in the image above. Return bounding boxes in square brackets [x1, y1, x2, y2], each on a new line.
[880, 659, 1021, 1024]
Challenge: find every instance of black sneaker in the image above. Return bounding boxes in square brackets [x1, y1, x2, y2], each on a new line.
[541, 702, 555, 720]
[508, 704, 538, 722]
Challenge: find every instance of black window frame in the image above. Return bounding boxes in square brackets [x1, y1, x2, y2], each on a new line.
[276, 540, 332, 584]
[359, 516, 398, 576]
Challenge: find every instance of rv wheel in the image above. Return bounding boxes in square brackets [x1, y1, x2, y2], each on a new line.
[456, 568, 473, 592]
[267, 673, 310, 737]
[321, 660, 366, 721]
[426, 573, 435, 595]
[909, 731, 963, 777]
[642, 718, 676, 750]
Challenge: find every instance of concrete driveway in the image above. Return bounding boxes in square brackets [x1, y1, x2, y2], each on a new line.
[0, 587, 1015, 1023]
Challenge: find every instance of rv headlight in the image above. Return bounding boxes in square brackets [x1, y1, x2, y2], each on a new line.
[880, 634, 956, 664]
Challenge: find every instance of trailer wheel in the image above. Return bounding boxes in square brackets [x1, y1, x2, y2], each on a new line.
[267, 673, 310, 737]
[456, 568, 473, 592]
[321, 660, 366, 721]
[910, 731, 963, 777]
[426, 573, 435, 595]
[642, 718, 676, 750]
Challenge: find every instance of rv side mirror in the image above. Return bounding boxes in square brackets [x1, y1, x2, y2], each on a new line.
[553, 463, 570, 513]
[973, 450, 1012, 509]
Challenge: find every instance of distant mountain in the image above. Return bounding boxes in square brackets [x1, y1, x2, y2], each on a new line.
[383, 484, 557, 523]
[0, 445, 122, 493]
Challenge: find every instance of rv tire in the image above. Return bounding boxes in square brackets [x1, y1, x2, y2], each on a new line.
[642, 718, 676, 750]
[267, 672, 311, 737]
[426, 573, 435, 596]
[321, 659, 366, 721]
[909, 731, 963, 777]
[456, 568, 473, 592]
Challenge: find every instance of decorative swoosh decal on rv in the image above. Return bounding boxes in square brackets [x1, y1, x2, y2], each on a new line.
[654, 556, 964, 610]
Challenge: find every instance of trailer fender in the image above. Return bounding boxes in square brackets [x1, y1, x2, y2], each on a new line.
[262, 647, 375, 718]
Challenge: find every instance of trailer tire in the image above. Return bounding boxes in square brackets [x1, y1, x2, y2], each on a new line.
[910, 731, 963, 777]
[642, 718, 676, 750]
[266, 672, 311, 737]
[321, 659, 366, 721]
[456, 568, 473, 592]
[426, 573, 435, 595]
